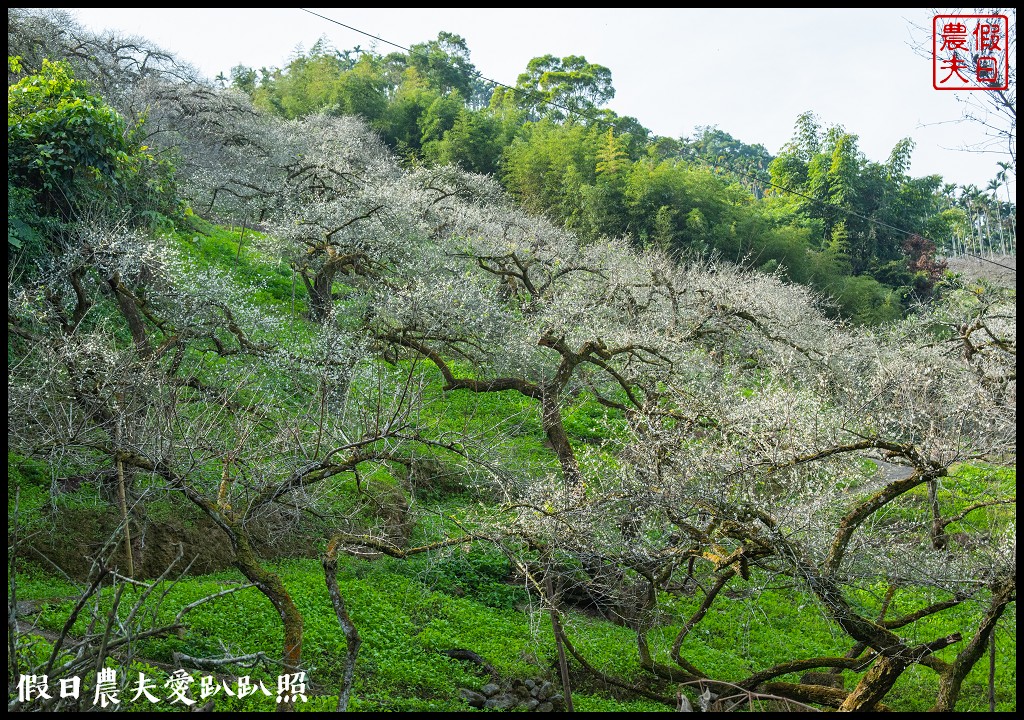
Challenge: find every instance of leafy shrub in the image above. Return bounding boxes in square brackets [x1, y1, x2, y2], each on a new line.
[7, 56, 177, 262]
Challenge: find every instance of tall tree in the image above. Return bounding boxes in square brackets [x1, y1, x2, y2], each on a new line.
[407, 31, 489, 107]
[511, 54, 615, 121]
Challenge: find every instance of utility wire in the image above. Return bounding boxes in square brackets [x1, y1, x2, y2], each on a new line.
[299, 7, 614, 125]
[718, 163, 1018, 273]
[299, 8, 1015, 273]
[954, 252, 1016, 272]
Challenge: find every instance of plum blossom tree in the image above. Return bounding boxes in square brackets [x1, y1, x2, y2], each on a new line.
[6, 211, 478, 709]
[471, 254, 1015, 710]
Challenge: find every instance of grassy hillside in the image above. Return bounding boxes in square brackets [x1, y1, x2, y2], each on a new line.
[7, 24, 1016, 710]
[9, 221, 1016, 712]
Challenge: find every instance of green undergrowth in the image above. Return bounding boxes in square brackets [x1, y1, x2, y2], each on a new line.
[172, 215, 298, 313]
[882, 461, 1016, 531]
[9, 219, 1016, 712]
[13, 532, 1016, 712]
[14, 557, 671, 712]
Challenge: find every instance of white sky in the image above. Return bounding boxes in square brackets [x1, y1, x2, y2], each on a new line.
[64, 7, 1015, 194]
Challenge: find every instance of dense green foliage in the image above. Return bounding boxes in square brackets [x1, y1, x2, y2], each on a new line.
[7, 57, 177, 267]
[228, 36, 1014, 323]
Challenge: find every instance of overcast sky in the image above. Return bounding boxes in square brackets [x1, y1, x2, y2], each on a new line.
[65, 7, 1015, 194]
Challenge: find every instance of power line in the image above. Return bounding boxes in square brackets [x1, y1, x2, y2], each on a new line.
[723, 164, 1017, 273]
[299, 8, 1014, 273]
[298, 7, 615, 125]
[944, 251, 1017, 272]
